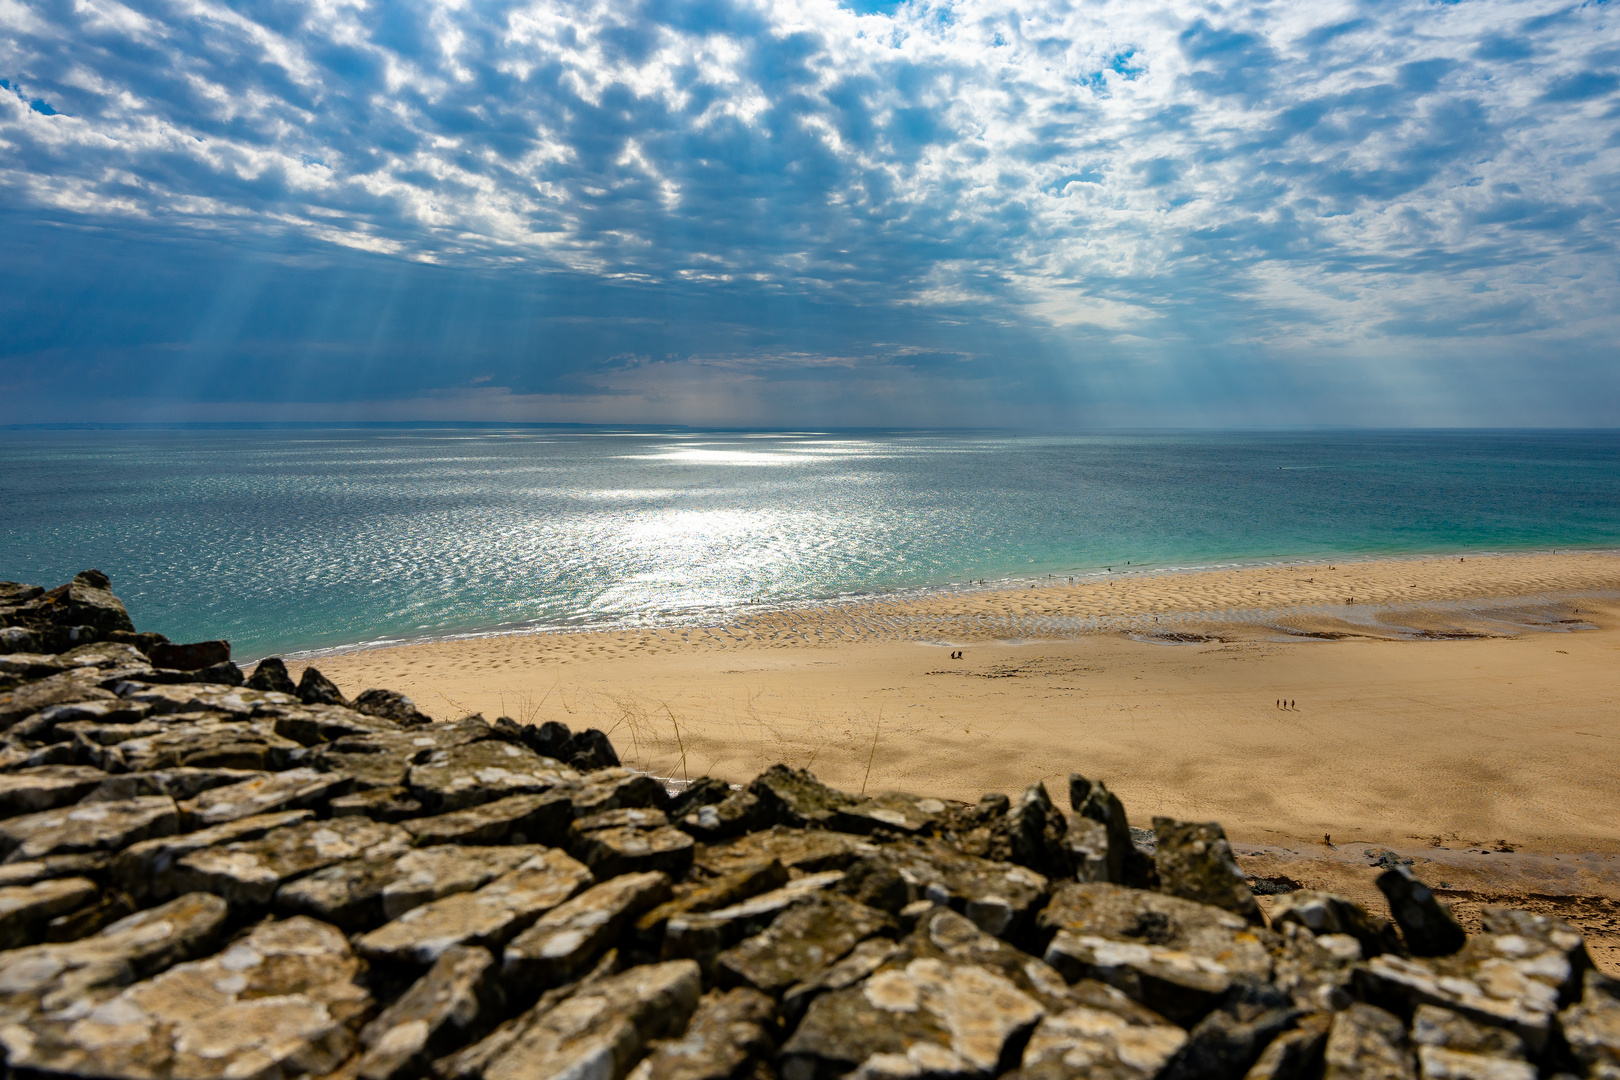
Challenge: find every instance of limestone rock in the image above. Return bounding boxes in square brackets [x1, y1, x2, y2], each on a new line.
[382, 845, 553, 919]
[43, 888, 137, 943]
[835, 791, 961, 836]
[1410, 1005, 1534, 1080]
[402, 791, 573, 847]
[269, 703, 403, 746]
[635, 859, 791, 949]
[147, 639, 231, 671]
[100, 715, 303, 772]
[245, 657, 297, 694]
[358, 946, 503, 1080]
[332, 785, 426, 822]
[998, 783, 1074, 879]
[783, 937, 904, 1025]
[276, 853, 418, 930]
[24, 575, 136, 634]
[181, 765, 353, 826]
[564, 727, 621, 772]
[1557, 972, 1620, 1080]
[570, 807, 696, 879]
[504, 870, 672, 987]
[665, 776, 732, 822]
[0, 794, 177, 863]
[0, 916, 371, 1080]
[298, 665, 349, 706]
[1357, 908, 1589, 1053]
[113, 682, 293, 718]
[80, 766, 262, 804]
[481, 960, 702, 1080]
[781, 955, 1046, 1080]
[0, 875, 99, 948]
[1378, 866, 1467, 957]
[626, 986, 777, 1080]
[356, 848, 593, 967]
[837, 837, 1050, 942]
[0, 670, 119, 730]
[0, 652, 64, 685]
[748, 764, 856, 828]
[716, 891, 895, 995]
[1322, 1003, 1416, 1080]
[111, 809, 315, 902]
[1065, 813, 1113, 884]
[1017, 1001, 1189, 1080]
[0, 892, 229, 1020]
[1244, 1013, 1332, 1080]
[408, 739, 575, 812]
[0, 852, 109, 888]
[663, 871, 847, 973]
[1158, 990, 1299, 1080]
[1153, 817, 1262, 925]
[1070, 775, 1130, 884]
[354, 688, 434, 726]
[171, 815, 412, 906]
[0, 764, 110, 815]
[566, 767, 670, 818]
[1271, 890, 1400, 959]
[679, 791, 763, 840]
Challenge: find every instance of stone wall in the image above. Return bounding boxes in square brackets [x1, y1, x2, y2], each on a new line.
[0, 571, 1615, 1080]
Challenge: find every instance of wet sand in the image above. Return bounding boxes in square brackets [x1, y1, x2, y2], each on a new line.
[285, 549, 1620, 968]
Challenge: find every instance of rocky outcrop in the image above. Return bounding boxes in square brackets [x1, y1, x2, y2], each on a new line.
[0, 570, 1605, 1080]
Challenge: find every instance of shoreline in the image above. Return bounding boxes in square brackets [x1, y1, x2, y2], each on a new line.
[273, 544, 1620, 662]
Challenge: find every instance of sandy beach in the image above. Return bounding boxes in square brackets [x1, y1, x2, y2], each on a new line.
[288, 549, 1620, 967]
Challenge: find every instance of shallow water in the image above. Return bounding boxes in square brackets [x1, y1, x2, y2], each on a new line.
[1, 428, 1616, 658]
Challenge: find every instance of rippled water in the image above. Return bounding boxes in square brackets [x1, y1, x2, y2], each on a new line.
[1, 428, 1616, 658]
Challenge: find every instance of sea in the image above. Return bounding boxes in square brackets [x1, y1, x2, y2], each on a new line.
[2, 428, 1617, 660]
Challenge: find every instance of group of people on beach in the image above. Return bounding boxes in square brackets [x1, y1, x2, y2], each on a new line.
[1277, 698, 1296, 709]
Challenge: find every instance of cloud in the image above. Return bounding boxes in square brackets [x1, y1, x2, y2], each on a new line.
[0, 0, 1618, 425]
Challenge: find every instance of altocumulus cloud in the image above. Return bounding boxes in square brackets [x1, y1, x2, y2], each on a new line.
[0, 0, 1617, 426]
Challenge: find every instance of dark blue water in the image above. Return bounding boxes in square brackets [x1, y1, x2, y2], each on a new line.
[1, 429, 1615, 658]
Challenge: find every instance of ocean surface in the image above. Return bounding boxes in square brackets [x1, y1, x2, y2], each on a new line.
[2, 428, 1617, 659]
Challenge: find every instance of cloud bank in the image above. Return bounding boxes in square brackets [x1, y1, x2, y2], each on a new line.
[2, 0, 1617, 425]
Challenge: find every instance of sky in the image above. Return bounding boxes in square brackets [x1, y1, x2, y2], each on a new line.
[2, 0, 1618, 428]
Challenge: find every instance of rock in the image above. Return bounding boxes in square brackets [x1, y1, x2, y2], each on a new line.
[0, 764, 110, 815]
[356, 848, 593, 967]
[565, 727, 621, 771]
[99, 715, 303, 772]
[1357, 908, 1590, 1053]
[1018, 1002, 1189, 1080]
[355, 688, 434, 725]
[276, 854, 420, 930]
[780, 954, 1046, 1080]
[1071, 774, 1131, 885]
[359, 946, 504, 1080]
[382, 845, 554, 920]
[838, 837, 1050, 942]
[0, 852, 109, 888]
[679, 791, 762, 839]
[1267, 922, 1361, 1013]
[0, 891, 229, 1021]
[332, 785, 426, 822]
[666, 776, 733, 822]
[634, 859, 791, 949]
[1410, 1005, 1534, 1080]
[81, 765, 264, 803]
[1557, 971, 1620, 1080]
[837, 790, 961, 836]
[147, 639, 231, 670]
[0, 670, 118, 730]
[0, 652, 64, 685]
[749, 764, 856, 828]
[626, 986, 777, 1080]
[180, 659, 246, 686]
[504, 871, 672, 988]
[110, 808, 315, 902]
[0, 794, 177, 862]
[1322, 1003, 1416, 1080]
[521, 719, 575, 760]
[481, 960, 702, 1080]
[24, 574, 136, 633]
[1377, 867, 1467, 957]
[566, 767, 671, 817]
[403, 791, 574, 847]
[783, 937, 904, 1026]
[570, 807, 696, 878]
[1271, 890, 1399, 959]
[1065, 813, 1113, 884]
[695, 823, 869, 878]
[270, 703, 402, 746]
[316, 718, 503, 790]
[999, 782, 1074, 879]
[1039, 883, 1274, 1025]
[1158, 990, 1299, 1080]
[0, 627, 39, 653]
[1, 916, 371, 1080]
[180, 765, 353, 826]
[1244, 1013, 1331, 1080]
[408, 739, 575, 812]
[171, 815, 412, 906]
[58, 641, 156, 670]
[0, 876, 99, 948]
[1153, 817, 1262, 925]
[112, 681, 292, 718]
[299, 665, 349, 705]
[43, 888, 137, 942]
[663, 871, 847, 973]
[246, 656, 298, 694]
[716, 891, 896, 995]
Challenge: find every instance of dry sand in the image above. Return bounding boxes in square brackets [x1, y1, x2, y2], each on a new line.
[286, 549, 1620, 970]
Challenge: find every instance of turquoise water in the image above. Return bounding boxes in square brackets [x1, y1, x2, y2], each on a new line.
[1, 428, 1616, 659]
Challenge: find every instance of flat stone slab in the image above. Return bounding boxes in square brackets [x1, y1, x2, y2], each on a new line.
[748, 764, 855, 828]
[834, 791, 961, 836]
[564, 768, 668, 818]
[97, 716, 304, 772]
[112, 682, 297, 717]
[111, 809, 315, 902]
[0, 916, 371, 1080]
[482, 960, 702, 1080]
[383, 844, 554, 920]
[170, 815, 412, 906]
[504, 871, 671, 987]
[0, 671, 119, 730]
[1152, 817, 1262, 925]
[0, 764, 110, 816]
[0, 795, 178, 863]
[330, 785, 424, 822]
[694, 825, 872, 877]
[662, 870, 846, 973]
[408, 739, 576, 812]
[402, 792, 573, 847]
[276, 843, 549, 928]
[1018, 1002, 1188, 1080]
[357, 848, 593, 966]
[180, 766, 353, 826]
[80, 767, 265, 804]
[626, 986, 777, 1080]
[359, 945, 503, 1080]
[716, 891, 895, 995]
[850, 837, 1051, 941]
[1323, 1003, 1416, 1080]
[0, 876, 99, 949]
[570, 808, 695, 879]
[0, 891, 229, 1021]
[634, 859, 790, 948]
